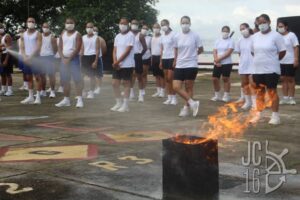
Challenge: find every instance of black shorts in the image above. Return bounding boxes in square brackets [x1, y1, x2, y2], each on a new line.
[151, 55, 164, 77]
[134, 53, 143, 74]
[142, 58, 151, 66]
[162, 59, 174, 70]
[0, 53, 13, 75]
[113, 68, 134, 81]
[174, 68, 198, 81]
[280, 64, 296, 77]
[212, 64, 233, 78]
[82, 55, 98, 77]
[252, 73, 280, 89]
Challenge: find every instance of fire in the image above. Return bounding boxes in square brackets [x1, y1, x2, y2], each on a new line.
[173, 102, 257, 145]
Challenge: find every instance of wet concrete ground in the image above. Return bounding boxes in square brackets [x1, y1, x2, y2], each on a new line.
[0, 71, 299, 200]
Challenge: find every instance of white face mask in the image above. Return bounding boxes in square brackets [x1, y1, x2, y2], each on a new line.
[259, 23, 269, 33]
[153, 28, 160, 35]
[27, 22, 35, 29]
[181, 24, 191, 33]
[131, 24, 139, 31]
[222, 32, 230, 39]
[93, 31, 98, 36]
[42, 28, 50, 33]
[86, 28, 93, 34]
[241, 29, 250, 37]
[141, 29, 148, 35]
[65, 23, 75, 31]
[0, 29, 4, 34]
[161, 26, 169, 32]
[119, 24, 128, 33]
[278, 27, 286, 34]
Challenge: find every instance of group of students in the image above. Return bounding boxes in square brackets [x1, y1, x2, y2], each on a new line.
[0, 13, 299, 125]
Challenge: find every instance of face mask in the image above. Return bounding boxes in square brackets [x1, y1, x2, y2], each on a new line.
[259, 23, 269, 33]
[0, 29, 4, 34]
[42, 28, 50, 33]
[93, 31, 98, 36]
[153, 28, 160, 35]
[119, 24, 128, 33]
[161, 26, 169, 32]
[222, 32, 229, 39]
[86, 28, 93, 34]
[141, 29, 148, 35]
[181, 24, 191, 33]
[131, 24, 139, 31]
[278, 27, 286, 34]
[27, 22, 35, 29]
[65, 23, 75, 31]
[241, 29, 250, 37]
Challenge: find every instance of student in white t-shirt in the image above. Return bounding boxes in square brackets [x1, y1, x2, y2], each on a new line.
[277, 20, 299, 105]
[141, 24, 152, 99]
[173, 16, 203, 117]
[211, 26, 235, 103]
[250, 14, 286, 125]
[151, 23, 165, 98]
[80, 22, 100, 100]
[160, 19, 178, 105]
[110, 18, 135, 113]
[235, 23, 255, 110]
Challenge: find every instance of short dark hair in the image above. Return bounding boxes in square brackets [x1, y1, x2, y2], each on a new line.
[259, 14, 271, 22]
[181, 16, 191, 23]
[222, 26, 230, 32]
[240, 23, 254, 35]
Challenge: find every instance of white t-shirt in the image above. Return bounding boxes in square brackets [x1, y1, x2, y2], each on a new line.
[161, 31, 176, 59]
[82, 34, 97, 56]
[142, 35, 152, 60]
[62, 31, 78, 58]
[114, 31, 135, 68]
[151, 35, 162, 56]
[175, 31, 203, 69]
[235, 36, 254, 74]
[280, 32, 299, 64]
[214, 37, 235, 65]
[23, 30, 38, 56]
[40, 34, 54, 56]
[252, 31, 286, 75]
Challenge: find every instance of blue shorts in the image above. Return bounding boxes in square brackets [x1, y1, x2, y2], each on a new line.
[23, 56, 45, 75]
[18, 56, 25, 71]
[40, 56, 55, 75]
[97, 57, 104, 78]
[60, 56, 82, 84]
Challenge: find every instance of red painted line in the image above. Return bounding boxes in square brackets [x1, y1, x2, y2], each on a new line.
[98, 134, 117, 144]
[0, 147, 9, 158]
[87, 144, 99, 159]
[0, 134, 40, 142]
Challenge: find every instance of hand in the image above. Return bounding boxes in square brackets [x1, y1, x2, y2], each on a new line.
[214, 57, 221, 64]
[63, 58, 70, 65]
[172, 61, 176, 69]
[23, 55, 30, 64]
[159, 62, 163, 70]
[112, 61, 120, 70]
[215, 63, 222, 67]
[2, 61, 8, 67]
[92, 61, 97, 69]
[294, 60, 299, 68]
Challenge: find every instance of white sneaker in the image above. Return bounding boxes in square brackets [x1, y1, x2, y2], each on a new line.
[87, 91, 95, 99]
[46, 88, 52, 93]
[19, 85, 26, 91]
[211, 95, 222, 102]
[170, 97, 178, 105]
[0, 90, 5, 95]
[152, 92, 160, 97]
[289, 97, 296, 105]
[110, 100, 122, 111]
[76, 98, 84, 108]
[222, 95, 231, 103]
[249, 112, 261, 124]
[24, 85, 29, 91]
[20, 96, 35, 104]
[138, 95, 144, 103]
[269, 115, 281, 125]
[129, 90, 135, 101]
[241, 102, 252, 110]
[57, 86, 64, 93]
[94, 87, 101, 95]
[4, 90, 13, 96]
[179, 106, 190, 117]
[49, 91, 56, 98]
[82, 91, 88, 98]
[117, 103, 129, 112]
[163, 98, 172, 105]
[41, 90, 47, 97]
[159, 90, 165, 98]
[235, 97, 245, 103]
[55, 98, 71, 107]
[190, 101, 200, 117]
[279, 98, 289, 105]
[34, 96, 41, 105]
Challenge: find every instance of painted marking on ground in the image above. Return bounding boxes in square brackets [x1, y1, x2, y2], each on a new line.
[0, 116, 49, 121]
[36, 122, 112, 133]
[0, 144, 98, 162]
[0, 134, 40, 142]
[98, 130, 172, 143]
[0, 183, 33, 195]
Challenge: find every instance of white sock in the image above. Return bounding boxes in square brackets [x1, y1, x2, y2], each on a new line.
[36, 91, 41, 98]
[156, 87, 160, 93]
[64, 97, 70, 101]
[272, 112, 279, 118]
[245, 95, 251, 104]
[168, 95, 172, 100]
[1, 86, 6, 91]
[188, 99, 195, 106]
[77, 96, 83, 101]
[283, 96, 289, 100]
[172, 95, 177, 100]
[7, 86, 12, 92]
[161, 88, 165, 93]
[142, 89, 145, 95]
[29, 89, 33, 98]
[123, 98, 129, 106]
[24, 81, 28, 87]
[224, 92, 230, 97]
[251, 95, 257, 109]
[241, 89, 245, 98]
[289, 96, 294, 100]
[215, 91, 220, 97]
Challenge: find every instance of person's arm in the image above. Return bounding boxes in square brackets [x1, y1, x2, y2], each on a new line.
[3, 35, 12, 65]
[99, 37, 107, 56]
[116, 46, 133, 64]
[69, 33, 82, 60]
[31, 32, 42, 58]
[217, 48, 234, 62]
[173, 47, 178, 68]
[20, 35, 26, 58]
[159, 43, 164, 69]
[51, 35, 58, 55]
[92, 37, 100, 69]
[58, 34, 64, 59]
[213, 49, 218, 63]
[80, 38, 84, 56]
[198, 47, 204, 55]
[139, 34, 147, 56]
[294, 46, 299, 68]
[112, 46, 117, 65]
[279, 51, 286, 60]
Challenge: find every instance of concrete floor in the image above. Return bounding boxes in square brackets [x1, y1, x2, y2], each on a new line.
[0, 71, 299, 200]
